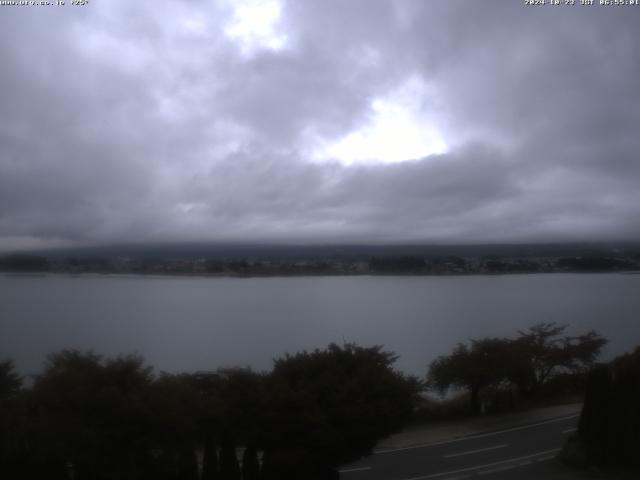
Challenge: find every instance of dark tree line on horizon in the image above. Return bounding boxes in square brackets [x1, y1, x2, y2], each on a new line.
[0, 344, 420, 480]
[2, 251, 640, 276]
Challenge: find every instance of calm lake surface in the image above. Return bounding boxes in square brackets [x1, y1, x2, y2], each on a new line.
[1, 273, 639, 376]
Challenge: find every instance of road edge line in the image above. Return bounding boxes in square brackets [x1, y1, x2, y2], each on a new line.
[398, 448, 561, 480]
[375, 414, 579, 454]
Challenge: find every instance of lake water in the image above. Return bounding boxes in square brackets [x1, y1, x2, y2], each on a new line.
[1, 273, 639, 377]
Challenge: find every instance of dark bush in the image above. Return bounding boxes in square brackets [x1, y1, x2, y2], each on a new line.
[575, 347, 640, 467]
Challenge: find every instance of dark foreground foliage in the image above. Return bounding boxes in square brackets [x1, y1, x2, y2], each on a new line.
[571, 347, 640, 467]
[427, 323, 606, 414]
[0, 344, 420, 479]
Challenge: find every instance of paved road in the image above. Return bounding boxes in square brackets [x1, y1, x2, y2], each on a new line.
[339, 414, 579, 480]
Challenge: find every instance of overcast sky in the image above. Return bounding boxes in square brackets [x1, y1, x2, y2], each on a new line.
[1, 0, 639, 251]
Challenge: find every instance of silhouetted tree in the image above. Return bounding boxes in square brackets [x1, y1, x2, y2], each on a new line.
[427, 324, 607, 413]
[147, 373, 203, 480]
[201, 434, 220, 480]
[262, 343, 421, 478]
[578, 364, 612, 465]
[219, 433, 241, 480]
[428, 338, 510, 414]
[511, 323, 607, 397]
[241, 444, 260, 480]
[177, 447, 199, 480]
[0, 360, 21, 399]
[576, 347, 640, 467]
[218, 368, 267, 447]
[3, 344, 420, 479]
[27, 351, 156, 480]
[0, 360, 25, 478]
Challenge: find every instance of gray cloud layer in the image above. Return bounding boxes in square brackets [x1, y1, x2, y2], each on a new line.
[1, 0, 639, 250]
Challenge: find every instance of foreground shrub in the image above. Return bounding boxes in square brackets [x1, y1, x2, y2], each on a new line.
[564, 347, 640, 467]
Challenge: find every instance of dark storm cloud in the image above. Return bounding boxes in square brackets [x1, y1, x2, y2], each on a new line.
[1, 0, 639, 250]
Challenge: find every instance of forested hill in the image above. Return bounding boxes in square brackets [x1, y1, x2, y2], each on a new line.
[5, 241, 640, 261]
[2, 242, 640, 276]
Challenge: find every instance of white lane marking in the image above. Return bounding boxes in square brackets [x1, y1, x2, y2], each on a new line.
[519, 460, 532, 466]
[443, 444, 508, 459]
[397, 448, 561, 480]
[339, 466, 372, 473]
[478, 464, 516, 475]
[562, 428, 577, 434]
[375, 414, 579, 454]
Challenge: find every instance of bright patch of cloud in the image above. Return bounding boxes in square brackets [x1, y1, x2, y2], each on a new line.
[224, 0, 288, 56]
[313, 77, 448, 166]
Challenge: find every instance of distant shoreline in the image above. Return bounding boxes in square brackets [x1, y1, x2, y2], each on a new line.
[3, 248, 640, 278]
[3, 270, 640, 280]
